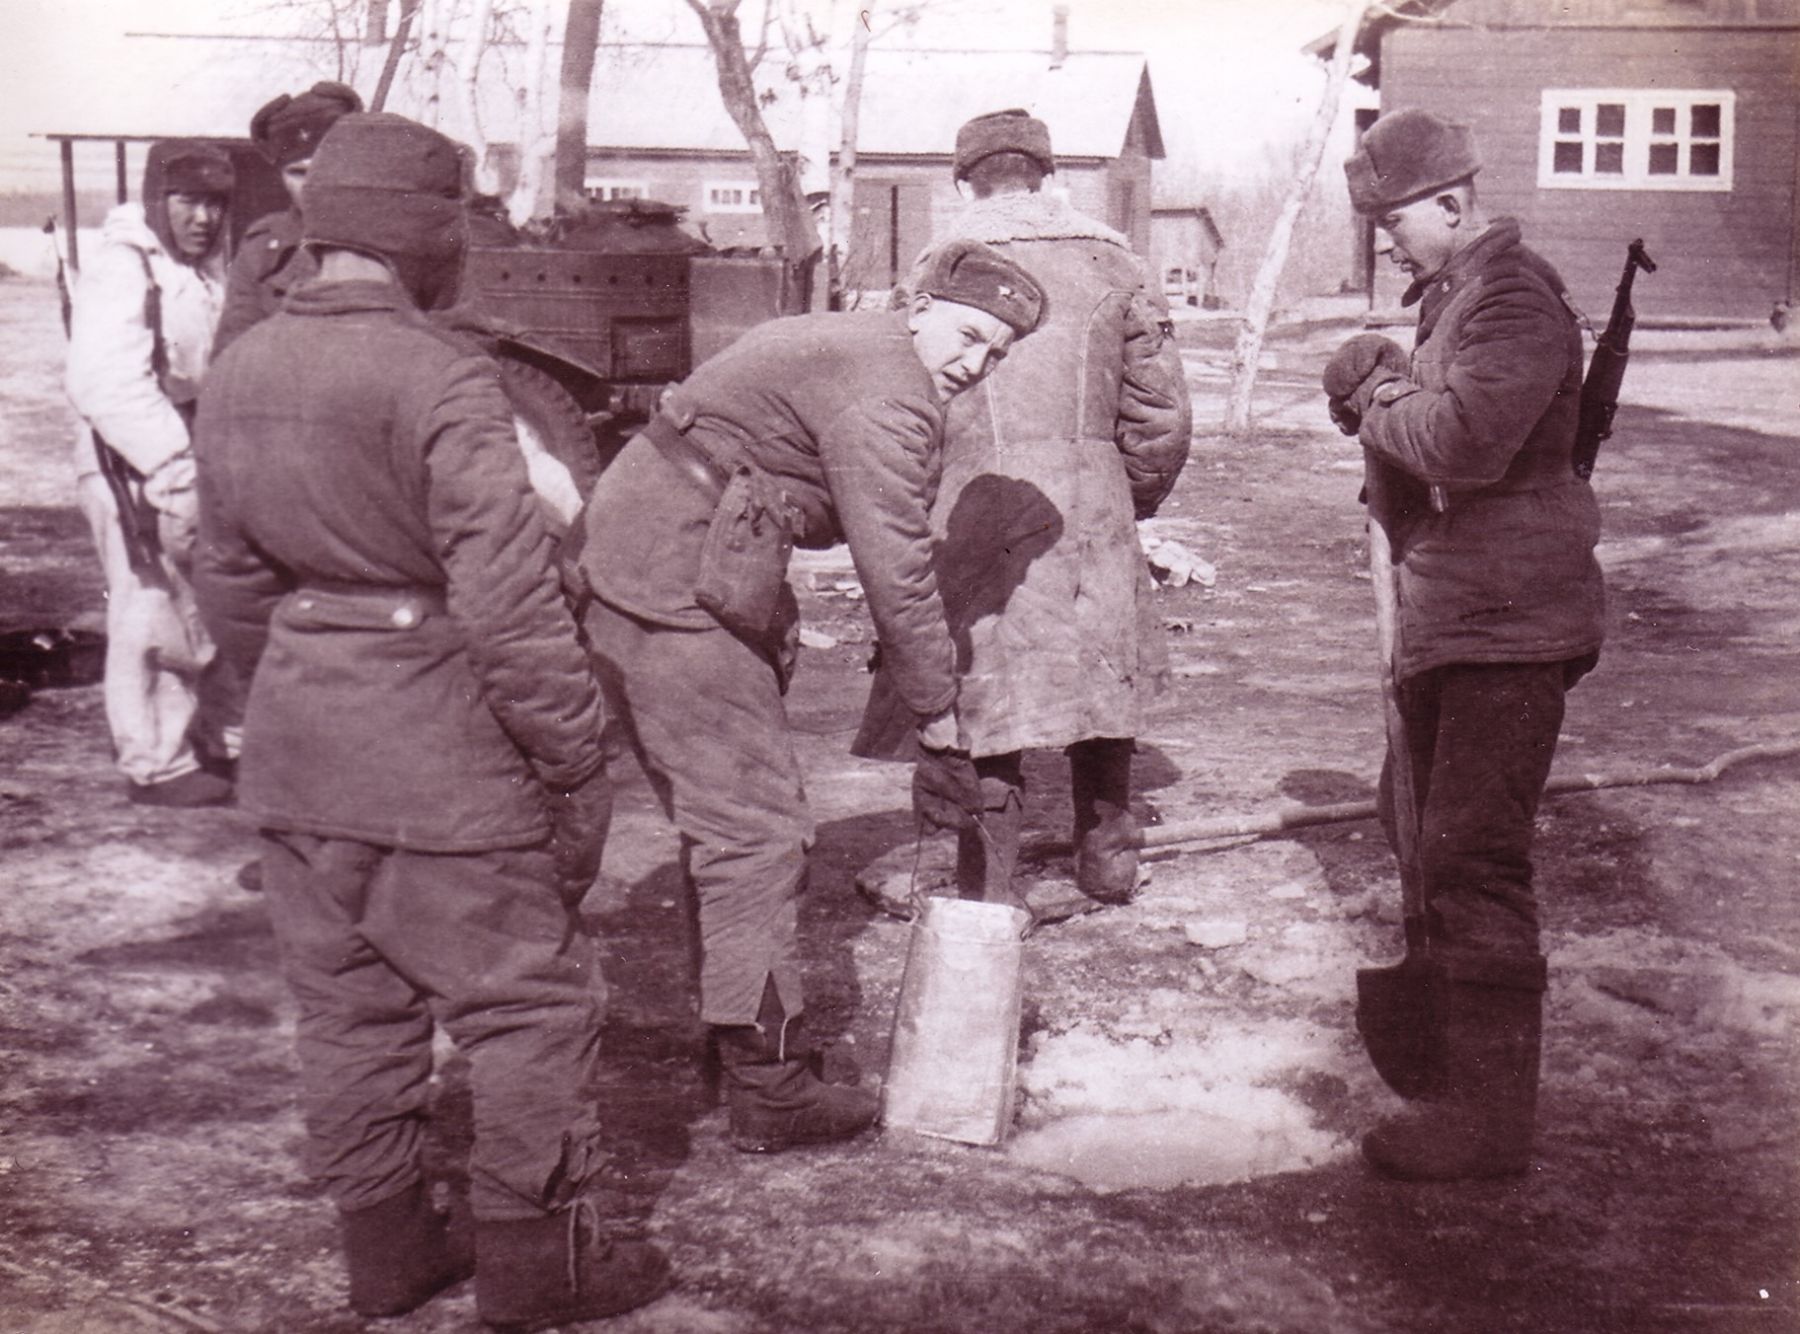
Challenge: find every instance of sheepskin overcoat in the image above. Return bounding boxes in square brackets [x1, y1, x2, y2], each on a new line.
[861, 192, 1192, 758]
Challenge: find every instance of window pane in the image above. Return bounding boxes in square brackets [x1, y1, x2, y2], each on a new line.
[1553, 141, 1585, 174]
[1597, 103, 1626, 136]
[1596, 142, 1625, 174]
[1558, 106, 1582, 133]
[1648, 143, 1679, 175]
[1652, 107, 1676, 134]
[1691, 103, 1721, 138]
[1690, 142, 1721, 175]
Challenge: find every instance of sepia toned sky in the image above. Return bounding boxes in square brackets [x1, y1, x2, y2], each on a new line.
[0, 0, 1360, 194]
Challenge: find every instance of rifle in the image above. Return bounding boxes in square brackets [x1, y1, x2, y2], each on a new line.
[46, 217, 166, 577]
[1572, 238, 1657, 481]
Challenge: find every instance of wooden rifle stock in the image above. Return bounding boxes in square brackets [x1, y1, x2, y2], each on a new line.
[1572, 239, 1656, 480]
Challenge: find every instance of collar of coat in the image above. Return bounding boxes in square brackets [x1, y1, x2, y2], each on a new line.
[1401, 216, 1522, 309]
[284, 277, 419, 317]
[945, 191, 1132, 247]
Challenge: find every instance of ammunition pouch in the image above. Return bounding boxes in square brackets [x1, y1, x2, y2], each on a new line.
[643, 413, 802, 692]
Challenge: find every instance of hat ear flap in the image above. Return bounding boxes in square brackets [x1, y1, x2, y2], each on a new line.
[250, 93, 293, 153]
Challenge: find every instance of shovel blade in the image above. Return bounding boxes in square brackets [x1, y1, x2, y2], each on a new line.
[1355, 954, 1446, 1100]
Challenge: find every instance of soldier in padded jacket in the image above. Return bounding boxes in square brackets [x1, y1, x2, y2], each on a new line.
[194, 113, 670, 1330]
[1322, 109, 1605, 1185]
[573, 239, 1044, 1157]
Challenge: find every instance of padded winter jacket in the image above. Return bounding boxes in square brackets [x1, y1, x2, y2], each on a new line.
[212, 207, 315, 356]
[193, 278, 604, 852]
[1359, 218, 1605, 680]
[576, 311, 959, 718]
[65, 203, 225, 484]
[866, 192, 1193, 756]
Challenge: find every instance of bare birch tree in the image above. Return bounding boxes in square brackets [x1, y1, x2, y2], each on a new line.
[416, 0, 453, 128]
[504, 0, 558, 222]
[1223, 0, 1368, 435]
[683, 0, 821, 312]
[453, 0, 500, 187]
[826, 6, 872, 307]
[770, 0, 927, 309]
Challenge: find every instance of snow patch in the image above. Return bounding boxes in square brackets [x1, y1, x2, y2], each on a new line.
[1008, 1103, 1345, 1192]
[1010, 1017, 1355, 1189]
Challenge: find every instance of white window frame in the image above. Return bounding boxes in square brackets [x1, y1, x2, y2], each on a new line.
[1537, 89, 1734, 192]
[704, 180, 762, 213]
[585, 177, 648, 202]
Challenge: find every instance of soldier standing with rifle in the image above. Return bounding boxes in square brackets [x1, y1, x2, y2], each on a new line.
[1321, 109, 1607, 1180]
[66, 140, 236, 806]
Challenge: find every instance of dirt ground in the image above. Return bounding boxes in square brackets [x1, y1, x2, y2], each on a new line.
[2, 270, 1798, 1334]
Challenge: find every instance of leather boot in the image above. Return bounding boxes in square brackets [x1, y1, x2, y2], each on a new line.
[339, 1179, 473, 1318]
[955, 754, 1028, 914]
[474, 1199, 671, 1332]
[1362, 952, 1547, 1181]
[1069, 738, 1139, 905]
[714, 978, 878, 1153]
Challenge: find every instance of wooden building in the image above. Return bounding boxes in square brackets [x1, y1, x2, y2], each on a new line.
[38, 26, 1164, 297]
[1149, 204, 1225, 308]
[1311, 0, 1800, 323]
[580, 42, 1165, 291]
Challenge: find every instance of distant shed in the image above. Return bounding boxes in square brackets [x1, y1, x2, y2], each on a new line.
[1149, 204, 1224, 308]
[1310, 0, 1800, 323]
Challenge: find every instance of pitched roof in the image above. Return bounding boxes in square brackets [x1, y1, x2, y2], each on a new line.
[1301, 0, 1450, 87]
[586, 44, 1161, 162]
[35, 34, 1159, 165]
[37, 35, 1160, 165]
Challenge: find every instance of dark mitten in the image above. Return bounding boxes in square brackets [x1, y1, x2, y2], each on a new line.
[1323, 333, 1409, 433]
[912, 746, 982, 831]
[547, 770, 612, 904]
[1322, 333, 1409, 400]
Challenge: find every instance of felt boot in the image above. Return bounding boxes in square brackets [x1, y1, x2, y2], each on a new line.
[715, 979, 878, 1153]
[955, 765, 1027, 915]
[1362, 952, 1547, 1181]
[339, 1179, 473, 1318]
[1069, 738, 1139, 905]
[474, 1200, 671, 1332]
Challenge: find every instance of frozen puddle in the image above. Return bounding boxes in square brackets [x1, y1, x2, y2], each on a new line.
[1005, 1017, 1357, 1191]
[1008, 1098, 1348, 1192]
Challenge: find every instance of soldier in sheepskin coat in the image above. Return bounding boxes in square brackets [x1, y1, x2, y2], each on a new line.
[857, 108, 1193, 915]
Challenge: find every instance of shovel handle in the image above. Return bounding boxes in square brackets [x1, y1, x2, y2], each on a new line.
[1365, 466, 1427, 933]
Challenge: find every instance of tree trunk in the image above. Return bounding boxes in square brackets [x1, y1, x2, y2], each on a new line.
[416, 0, 450, 128]
[506, 0, 557, 224]
[685, 0, 821, 313]
[456, 0, 499, 192]
[1223, 0, 1367, 435]
[553, 0, 606, 209]
[370, 0, 420, 112]
[828, 3, 873, 309]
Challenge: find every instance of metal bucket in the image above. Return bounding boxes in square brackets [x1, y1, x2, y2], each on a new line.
[882, 896, 1031, 1146]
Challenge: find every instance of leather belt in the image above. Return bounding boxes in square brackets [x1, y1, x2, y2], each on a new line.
[641, 413, 730, 500]
[291, 581, 447, 630]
